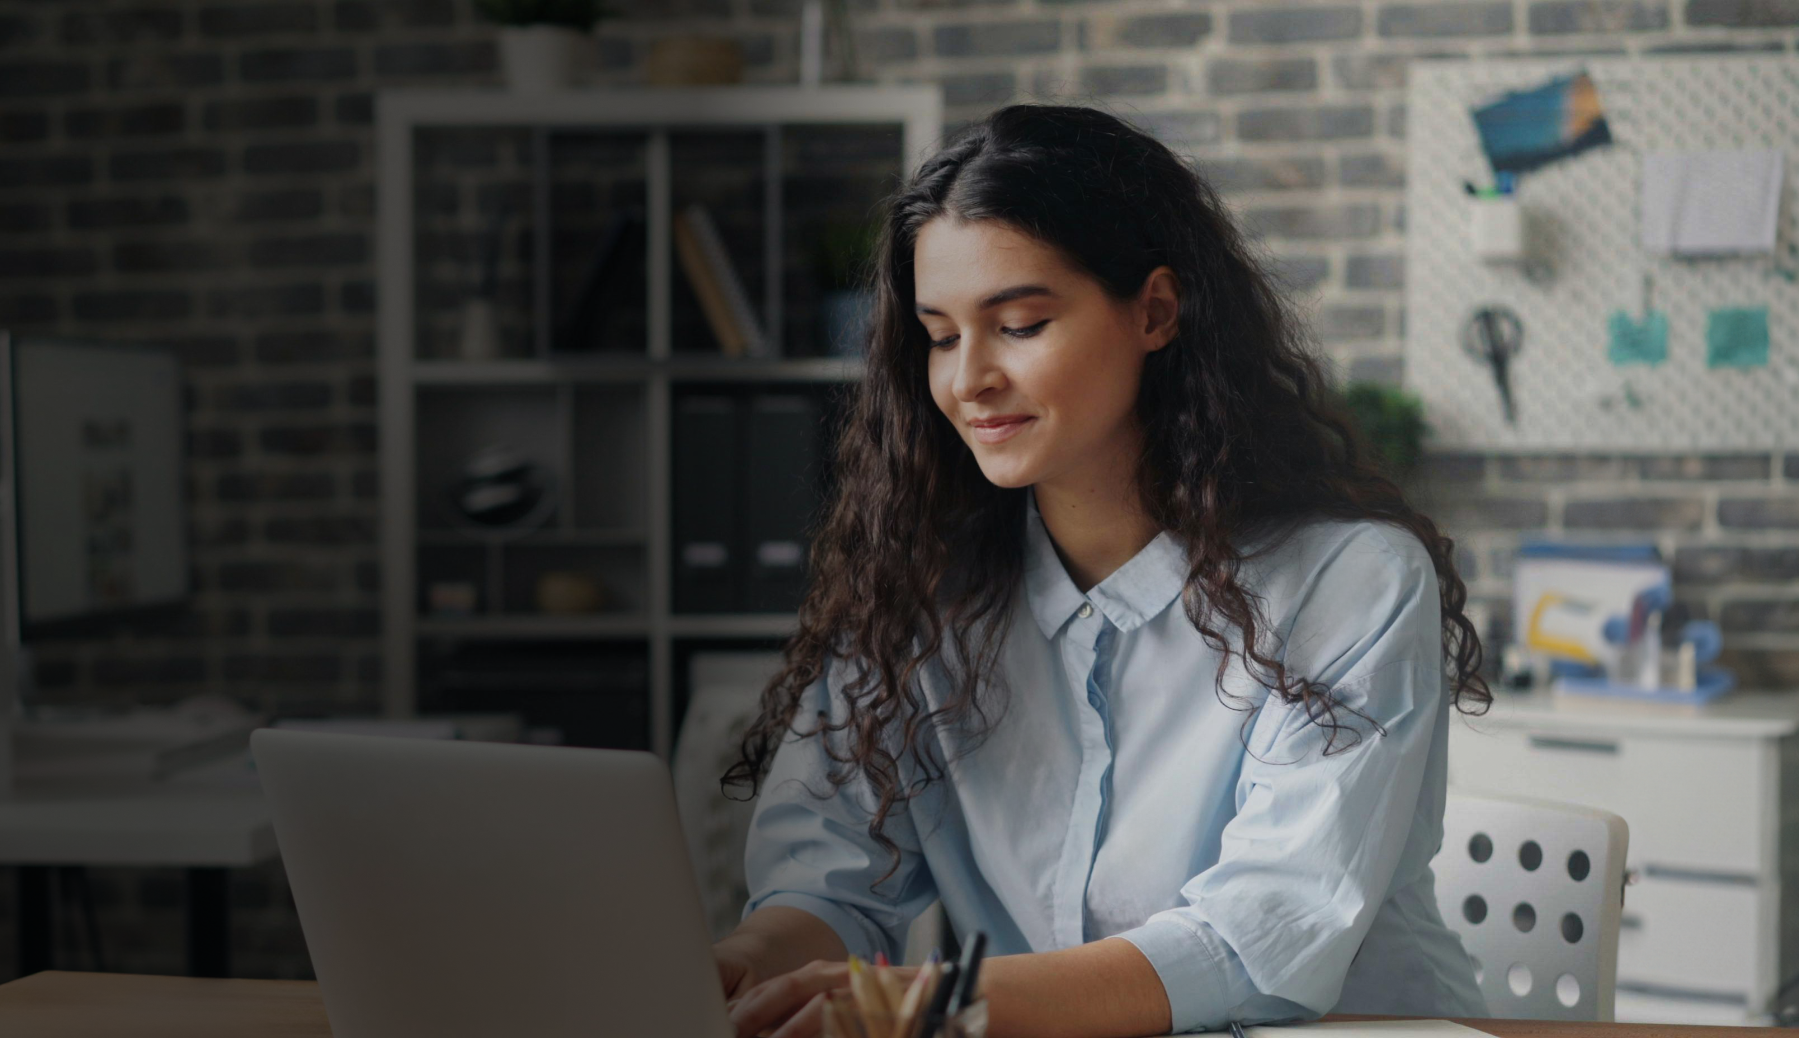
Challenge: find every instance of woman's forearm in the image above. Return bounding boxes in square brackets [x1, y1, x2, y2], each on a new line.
[979, 937, 1173, 1038]
[719, 905, 851, 980]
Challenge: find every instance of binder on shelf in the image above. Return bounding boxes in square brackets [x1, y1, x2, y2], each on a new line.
[673, 203, 769, 358]
[555, 209, 646, 354]
[672, 394, 741, 613]
[741, 393, 821, 613]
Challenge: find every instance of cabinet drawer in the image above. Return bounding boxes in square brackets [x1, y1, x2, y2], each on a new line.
[1617, 877, 1763, 995]
[1449, 723, 1768, 874]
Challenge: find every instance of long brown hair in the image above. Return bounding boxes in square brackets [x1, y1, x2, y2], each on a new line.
[724, 103, 1490, 884]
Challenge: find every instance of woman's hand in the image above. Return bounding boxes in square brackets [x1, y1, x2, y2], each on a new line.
[714, 938, 767, 1002]
[728, 959, 918, 1038]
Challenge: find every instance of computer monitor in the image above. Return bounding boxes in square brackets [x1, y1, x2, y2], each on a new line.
[0, 333, 188, 638]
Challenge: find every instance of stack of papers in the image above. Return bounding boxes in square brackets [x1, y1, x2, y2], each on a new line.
[1641, 149, 1784, 256]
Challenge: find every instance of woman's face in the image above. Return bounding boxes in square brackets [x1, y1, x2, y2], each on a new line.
[915, 216, 1178, 492]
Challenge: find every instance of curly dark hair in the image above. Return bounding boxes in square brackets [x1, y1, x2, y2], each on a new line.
[723, 103, 1490, 885]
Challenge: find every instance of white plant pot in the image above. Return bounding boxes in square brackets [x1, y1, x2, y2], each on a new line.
[498, 25, 586, 93]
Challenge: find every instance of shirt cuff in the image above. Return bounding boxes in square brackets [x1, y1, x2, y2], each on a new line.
[1112, 915, 1238, 1033]
[746, 891, 887, 963]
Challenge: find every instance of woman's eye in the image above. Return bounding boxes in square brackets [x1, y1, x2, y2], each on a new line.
[928, 334, 958, 350]
[1002, 319, 1050, 339]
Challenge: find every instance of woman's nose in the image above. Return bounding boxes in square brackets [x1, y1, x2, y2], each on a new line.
[953, 337, 1005, 401]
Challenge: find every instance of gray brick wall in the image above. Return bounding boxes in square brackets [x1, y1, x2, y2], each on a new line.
[3, 0, 1799, 982]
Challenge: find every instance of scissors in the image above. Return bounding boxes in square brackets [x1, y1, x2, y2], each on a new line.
[1460, 305, 1523, 425]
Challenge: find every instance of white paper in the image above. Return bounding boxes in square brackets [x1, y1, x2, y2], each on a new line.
[1641, 148, 1784, 255]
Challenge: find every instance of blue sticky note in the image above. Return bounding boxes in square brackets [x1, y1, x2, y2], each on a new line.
[1607, 309, 1668, 366]
[1706, 306, 1769, 369]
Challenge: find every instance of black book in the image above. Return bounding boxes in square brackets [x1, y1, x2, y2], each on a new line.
[554, 210, 644, 353]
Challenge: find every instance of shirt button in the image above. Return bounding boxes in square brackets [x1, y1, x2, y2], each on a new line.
[1077, 602, 1094, 619]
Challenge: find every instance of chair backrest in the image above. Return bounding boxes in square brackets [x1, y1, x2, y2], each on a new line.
[1431, 790, 1629, 1021]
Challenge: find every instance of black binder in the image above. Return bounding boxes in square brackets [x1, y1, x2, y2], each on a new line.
[741, 393, 821, 613]
[671, 394, 740, 613]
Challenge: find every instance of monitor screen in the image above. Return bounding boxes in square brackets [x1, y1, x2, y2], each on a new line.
[12, 337, 187, 631]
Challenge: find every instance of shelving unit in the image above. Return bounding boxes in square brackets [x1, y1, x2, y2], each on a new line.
[377, 86, 943, 758]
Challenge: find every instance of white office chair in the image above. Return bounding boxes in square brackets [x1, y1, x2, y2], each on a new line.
[1432, 790, 1630, 1021]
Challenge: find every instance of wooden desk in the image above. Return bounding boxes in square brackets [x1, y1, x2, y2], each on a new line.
[0, 972, 1784, 1038]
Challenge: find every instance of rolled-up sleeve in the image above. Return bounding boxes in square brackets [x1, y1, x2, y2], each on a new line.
[741, 662, 939, 964]
[1114, 525, 1446, 1032]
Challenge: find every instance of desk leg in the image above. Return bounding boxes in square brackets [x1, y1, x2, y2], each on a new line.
[185, 867, 229, 978]
[16, 866, 51, 977]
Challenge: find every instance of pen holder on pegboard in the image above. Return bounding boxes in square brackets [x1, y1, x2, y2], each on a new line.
[1470, 194, 1525, 263]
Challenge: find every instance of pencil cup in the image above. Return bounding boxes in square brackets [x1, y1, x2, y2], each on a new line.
[940, 998, 989, 1038]
[822, 989, 893, 1038]
[1469, 195, 1524, 263]
[819, 989, 989, 1038]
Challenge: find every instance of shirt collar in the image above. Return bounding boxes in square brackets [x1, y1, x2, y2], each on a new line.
[1021, 487, 1188, 640]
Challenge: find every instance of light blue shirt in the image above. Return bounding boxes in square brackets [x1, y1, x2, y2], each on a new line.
[742, 492, 1486, 1031]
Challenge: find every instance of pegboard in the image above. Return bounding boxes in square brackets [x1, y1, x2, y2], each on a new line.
[1405, 56, 1799, 450]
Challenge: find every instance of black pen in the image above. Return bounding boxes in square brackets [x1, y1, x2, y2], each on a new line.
[919, 962, 959, 1037]
[944, 931, 987, 1020]
[1230, 1021, 1249, 1038]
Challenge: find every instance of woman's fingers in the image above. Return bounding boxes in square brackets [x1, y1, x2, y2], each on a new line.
[769, 990, 831, 1038]
[729, 962, 846, 1038]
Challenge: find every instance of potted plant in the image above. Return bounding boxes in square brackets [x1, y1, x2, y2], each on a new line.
[812, 217, 880, 356]
[475, 0, 610, 93]
[1336, 381, 1429, 484]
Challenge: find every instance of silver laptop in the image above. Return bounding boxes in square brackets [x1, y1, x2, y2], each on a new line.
[253, 729, 733, 1038]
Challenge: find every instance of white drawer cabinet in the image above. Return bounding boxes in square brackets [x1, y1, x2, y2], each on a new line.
[1447, 690, 1799, 1025]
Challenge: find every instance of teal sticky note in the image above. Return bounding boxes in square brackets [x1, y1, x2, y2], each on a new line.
[1606, 309, 1668, 366]
[1706, 306, 1770, 369]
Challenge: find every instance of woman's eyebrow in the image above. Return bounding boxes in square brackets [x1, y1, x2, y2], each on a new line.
[915, 284, 1056, 316]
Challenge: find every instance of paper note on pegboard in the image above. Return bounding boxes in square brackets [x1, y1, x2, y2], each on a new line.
[1404, 56, 1799, 450]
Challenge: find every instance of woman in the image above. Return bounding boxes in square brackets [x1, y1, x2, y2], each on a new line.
[713, 103, 1490, 1038]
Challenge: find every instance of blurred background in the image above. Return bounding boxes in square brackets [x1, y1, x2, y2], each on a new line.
[0, 0, 1796, 1028]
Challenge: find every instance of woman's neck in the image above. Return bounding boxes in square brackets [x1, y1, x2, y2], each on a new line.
[1033, 473, 1162, 596]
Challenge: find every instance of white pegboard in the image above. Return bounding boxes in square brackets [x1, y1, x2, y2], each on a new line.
[1405, 56, 1799, 450]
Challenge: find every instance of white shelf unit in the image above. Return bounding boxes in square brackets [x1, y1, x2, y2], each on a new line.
[377, 87, 943, 758]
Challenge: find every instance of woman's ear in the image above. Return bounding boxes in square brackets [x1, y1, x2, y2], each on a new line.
[1138, 265, 1180, 352]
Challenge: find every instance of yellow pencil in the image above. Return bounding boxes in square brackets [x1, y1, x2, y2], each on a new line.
[875, 962, 907, 1022]
[848, 955, 892, 1018]
[893, 962, 938, 1038]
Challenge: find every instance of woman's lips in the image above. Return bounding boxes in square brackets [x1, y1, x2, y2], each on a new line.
[968, 416, 1033, 444]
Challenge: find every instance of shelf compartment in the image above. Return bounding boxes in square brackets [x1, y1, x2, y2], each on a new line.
[501, 541, 645, 616]
[782, 123, 906, 357]
[417, 638, 651, 750]
[415, 385, 564, 531]
[547, 130, 649, 357]
[412, 125, 537, 361]
[669, 130, 771, 358]
[572, 385, 648, 531]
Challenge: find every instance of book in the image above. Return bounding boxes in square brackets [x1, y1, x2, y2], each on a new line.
[554, 209, 643, 353]
[677, 203, 770, 357]
[673, 210, 748, 356]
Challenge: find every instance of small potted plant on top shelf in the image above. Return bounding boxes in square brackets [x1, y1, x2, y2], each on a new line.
[475, 0, 612, 93]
